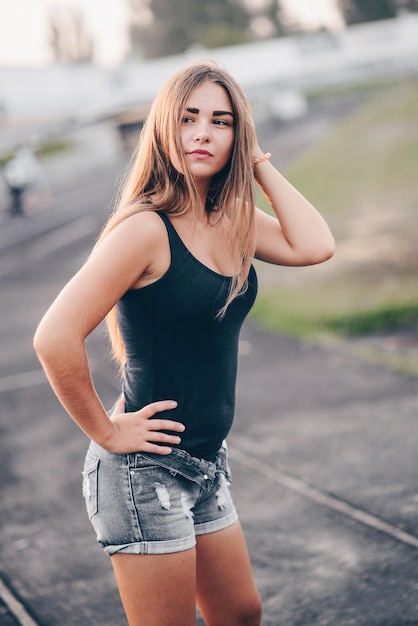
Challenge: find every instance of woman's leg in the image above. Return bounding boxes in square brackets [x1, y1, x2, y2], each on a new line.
[111, 548, 197, 626]
[196, 521, 262, 626]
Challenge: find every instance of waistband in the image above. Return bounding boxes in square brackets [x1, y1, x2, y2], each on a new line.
[128, 442, 230, 491]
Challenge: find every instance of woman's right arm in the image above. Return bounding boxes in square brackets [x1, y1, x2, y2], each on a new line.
[33, 211, 184, 454]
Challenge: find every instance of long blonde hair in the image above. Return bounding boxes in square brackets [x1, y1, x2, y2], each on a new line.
[98, 60, 257, 370]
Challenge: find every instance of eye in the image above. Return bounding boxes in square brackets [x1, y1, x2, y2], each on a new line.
[182, 116, 194, 124]
[213, 118, 233, 127]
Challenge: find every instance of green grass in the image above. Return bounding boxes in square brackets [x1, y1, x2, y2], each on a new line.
[252, 80, 418, 343]
[283, 83, 418, 219]
[251, 290, 418, 338]
[325, 304, 418, 335]
[306, 74, 417, 102]
[35, 139, 73, 157]
[0, 139, 72, 167]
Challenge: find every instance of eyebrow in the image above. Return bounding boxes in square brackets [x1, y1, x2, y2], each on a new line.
[186, 107, 234, 118]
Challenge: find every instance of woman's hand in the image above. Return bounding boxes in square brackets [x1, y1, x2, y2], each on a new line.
[103, 396, 185, 454]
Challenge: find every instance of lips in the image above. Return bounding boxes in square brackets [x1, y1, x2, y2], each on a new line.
[188, 149, 213, 156]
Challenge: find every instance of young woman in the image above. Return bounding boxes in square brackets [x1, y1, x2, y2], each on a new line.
[34, 61, 334, 626]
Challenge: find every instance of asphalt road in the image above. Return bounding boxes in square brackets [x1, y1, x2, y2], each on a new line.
[1, 117, 418, 626]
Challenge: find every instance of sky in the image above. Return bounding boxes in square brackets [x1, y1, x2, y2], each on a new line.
[0, 0, 344, 68]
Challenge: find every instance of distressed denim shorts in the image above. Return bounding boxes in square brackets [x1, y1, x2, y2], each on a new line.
[82, 440, 238, 556]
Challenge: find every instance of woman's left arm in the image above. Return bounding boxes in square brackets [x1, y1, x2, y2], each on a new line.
[254, 154, 335, 266]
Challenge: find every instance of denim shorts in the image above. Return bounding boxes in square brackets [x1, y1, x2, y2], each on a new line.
[82, 440, 238, 556]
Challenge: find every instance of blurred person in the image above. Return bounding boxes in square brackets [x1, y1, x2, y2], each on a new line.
[34, 61, 334, 626]
[3, 146, 43, 217]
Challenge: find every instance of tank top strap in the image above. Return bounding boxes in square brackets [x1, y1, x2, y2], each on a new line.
[157, 211, 188, 259]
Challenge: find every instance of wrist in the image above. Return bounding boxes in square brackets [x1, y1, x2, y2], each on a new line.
[90, 415, 116, 449]
[253, 152, 271, 166]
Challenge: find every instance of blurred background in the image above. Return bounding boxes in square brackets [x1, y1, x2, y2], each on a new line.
[1, 0, 417, 368]
[1, 2, 418, 625]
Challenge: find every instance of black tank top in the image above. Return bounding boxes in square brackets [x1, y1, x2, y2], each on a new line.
[117, 212, 258, 460]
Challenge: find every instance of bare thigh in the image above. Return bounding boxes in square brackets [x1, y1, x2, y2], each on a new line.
[196, 521, 262, 626]
[111, 548, 197, 626]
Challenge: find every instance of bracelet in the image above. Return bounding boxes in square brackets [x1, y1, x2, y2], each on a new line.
[253, 152, 272, 165]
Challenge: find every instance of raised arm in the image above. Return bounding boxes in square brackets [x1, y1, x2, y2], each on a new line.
[33, 211, 184, 454]
[253, 150, 335, 267]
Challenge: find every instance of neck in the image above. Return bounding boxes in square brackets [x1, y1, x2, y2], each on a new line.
[190, 179, 211, 216]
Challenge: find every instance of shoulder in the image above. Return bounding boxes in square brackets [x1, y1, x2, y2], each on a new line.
[115, 208, 166, 236]
[90, 209, 169, 269]
[94, 209, 172, 290]
[101, 209, 168, 252]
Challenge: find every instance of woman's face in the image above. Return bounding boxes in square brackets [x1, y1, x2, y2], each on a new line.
[170, 81, 235, 185]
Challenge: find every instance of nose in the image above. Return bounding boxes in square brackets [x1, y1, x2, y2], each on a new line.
[193, 124, 210, 143]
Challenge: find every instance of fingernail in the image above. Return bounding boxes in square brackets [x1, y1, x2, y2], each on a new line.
[169, 400, 178, 407]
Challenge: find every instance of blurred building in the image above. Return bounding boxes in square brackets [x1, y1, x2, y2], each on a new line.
[0, 12, 417, 153]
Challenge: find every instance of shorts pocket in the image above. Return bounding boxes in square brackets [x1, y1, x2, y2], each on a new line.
[82, 451, 99, 519]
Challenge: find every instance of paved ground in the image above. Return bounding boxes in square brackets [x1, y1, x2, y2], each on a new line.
[1, 117, 417, 626]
